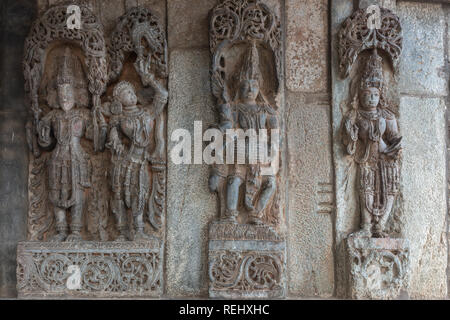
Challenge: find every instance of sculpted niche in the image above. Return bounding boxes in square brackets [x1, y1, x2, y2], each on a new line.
[208, 0, 285, 299]
[17, 4, 168, 298]
[338, 6, 410, 300]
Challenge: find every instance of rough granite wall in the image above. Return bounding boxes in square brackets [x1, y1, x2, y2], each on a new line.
[0, 0, 36, 298]
[0, 0, 448, 299]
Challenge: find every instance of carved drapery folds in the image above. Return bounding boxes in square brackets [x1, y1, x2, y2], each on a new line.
[18, 4, 167, 298]
[208, 0, 285, 299]
[338, 6, 409, 299]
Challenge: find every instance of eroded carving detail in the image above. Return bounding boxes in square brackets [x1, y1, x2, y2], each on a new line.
[24, 4, 108, 241]
[19, 4, 167, 298]
[346, 237, 409, 300]
[338, 7, 402, 78]
[209, 250, 284, 298]
[208, 0, 285, 299]
[17, 241, 162, 297]
[339, 6, 409, 300]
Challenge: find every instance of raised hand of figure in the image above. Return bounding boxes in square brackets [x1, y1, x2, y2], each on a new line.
[107, 138, 124, 156]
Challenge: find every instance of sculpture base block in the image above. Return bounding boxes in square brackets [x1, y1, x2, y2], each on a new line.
[345, 236, 410, 300]
[17, 240, 163, 298]
[208, 222, 286, 299]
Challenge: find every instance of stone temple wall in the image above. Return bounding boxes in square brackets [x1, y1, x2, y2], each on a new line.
[0, 0, 448, 299]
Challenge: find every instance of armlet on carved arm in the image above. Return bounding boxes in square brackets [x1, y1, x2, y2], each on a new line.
[85, 109, 107, 149]
[105, 124, 124, 156]
[37, 113, 54, 148]
[343, 116, 358, 156]
[383, 116, 402, 159]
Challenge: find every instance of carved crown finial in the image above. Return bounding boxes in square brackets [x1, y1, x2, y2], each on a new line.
[239, 42, 260, 83]
[56, 47, 76, 86]
[360, 49, 383, 90]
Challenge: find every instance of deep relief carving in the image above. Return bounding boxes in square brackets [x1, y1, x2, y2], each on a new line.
[208, 0, 285, 299]
[346, 237, 409, 300]
[209, 250, 284, 298]
[17, 241, 162, 297]
[19, 3, 167, 298]
[339, 6, 409, 299]
[338, 6, 402, 78]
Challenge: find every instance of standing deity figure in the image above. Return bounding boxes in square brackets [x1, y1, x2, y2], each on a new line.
[209, 43, 279, 226]
[107, 59, 168, 241]
[37, 48, 106, 242]
[343, 49, 402, 238]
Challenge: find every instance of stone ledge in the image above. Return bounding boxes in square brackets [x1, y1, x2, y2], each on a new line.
[17, 240, 163, 298]
[345, 236, 410, 299]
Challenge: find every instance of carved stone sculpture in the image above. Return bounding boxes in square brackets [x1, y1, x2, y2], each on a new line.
[343, 48, 401, 238]
[106, 61, 167, 241]
[338, 6, 409, 299]
[37, 48, 107, 242]
[17, 4, 167, 298]
[208, 0, 285, 299]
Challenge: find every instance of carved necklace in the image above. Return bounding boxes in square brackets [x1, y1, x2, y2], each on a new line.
[359, 109, 381, 142]
[122, 108, 150, 148]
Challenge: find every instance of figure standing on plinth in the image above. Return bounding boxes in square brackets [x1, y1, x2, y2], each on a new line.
[107, 58, 168, 241]
[343, 49, 402, 238]
[37, 48, 107, 242]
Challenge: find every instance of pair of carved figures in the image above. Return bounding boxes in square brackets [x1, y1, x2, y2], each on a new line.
[24, 5, 167, 242]
[33, 49, 166, 242]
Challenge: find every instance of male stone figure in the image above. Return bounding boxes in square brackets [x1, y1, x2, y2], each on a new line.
[37, 47, 106, 242]
[343, 49, 402, 238]
[209, 42, 279, 225]
[107, 58, 168, 241]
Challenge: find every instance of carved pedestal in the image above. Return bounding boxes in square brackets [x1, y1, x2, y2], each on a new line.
[345, 236, 410, 300]
[17, 240, 162, 298]
[208, 222, 286, 299]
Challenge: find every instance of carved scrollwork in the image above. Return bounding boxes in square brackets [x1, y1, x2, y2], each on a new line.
[210, 0, 282, 100]
[338, 7, 402, 78]
[347, 238, 409, 299]
[109, 6, 168, 82]
[23, 4, 108, 105]
[209, 250, 284, 296]
[17, 242, 162, 297]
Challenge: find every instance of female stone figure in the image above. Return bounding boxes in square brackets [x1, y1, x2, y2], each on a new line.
[209, 43, 279, 225]
[343, 49, 402, 238]
[107, 59, 168, 241]
[37, 48, 106, 242]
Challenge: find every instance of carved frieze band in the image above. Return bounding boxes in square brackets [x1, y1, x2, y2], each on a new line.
[17, 241, 162, 297]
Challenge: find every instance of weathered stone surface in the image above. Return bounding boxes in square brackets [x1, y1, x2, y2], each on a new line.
[331, 0, 356, 298]
[17, 241, 163, 298]
[346, 236, 410, 300]
[359, 0, 396, 10]
[286, 0, 328, 93]
[166, 49, 217, 297]
[168, 0, 216, 49]
[397, 96, 448, 299]
[397, 2, 447, 97]
[286, 97, 334, 298]
[0, 0, 36, 298]
[208, 222, 286, 299]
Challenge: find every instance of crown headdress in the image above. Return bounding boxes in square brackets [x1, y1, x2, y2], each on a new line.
[239, 42, 260, 83]
[56, 47, 77, 86]
[360, 49, 383, 90]
[113, 81, 135, 100]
